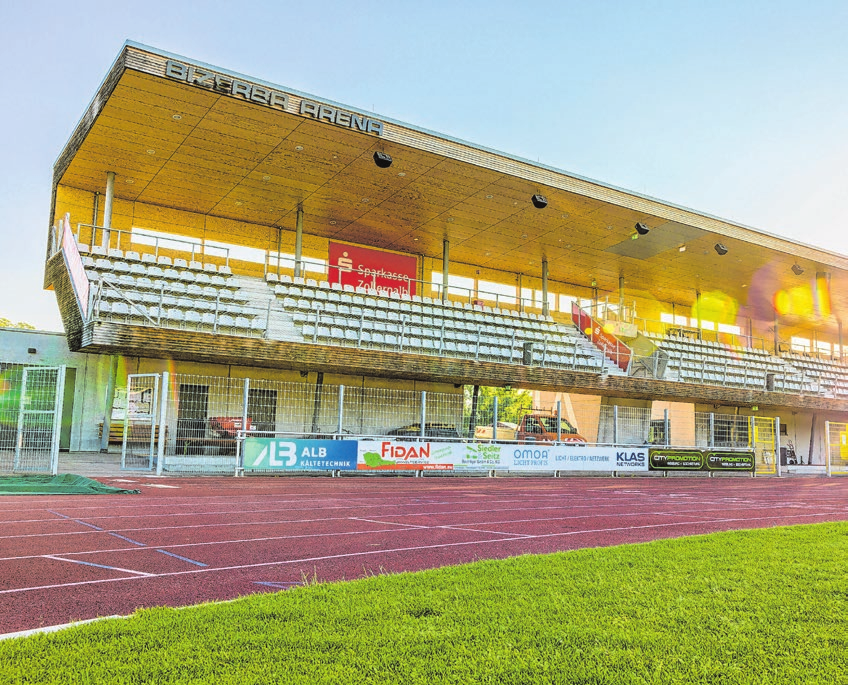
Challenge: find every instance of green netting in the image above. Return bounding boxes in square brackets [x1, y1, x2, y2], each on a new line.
[0, 474, 140, 495]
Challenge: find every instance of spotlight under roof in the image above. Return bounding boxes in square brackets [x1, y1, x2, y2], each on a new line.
[634, 222, 649, 235]
[531, 194, 547, 209]
[373, 151, 393, 168]
[714, 243, 728, 256]
[792, 264, 804, 275]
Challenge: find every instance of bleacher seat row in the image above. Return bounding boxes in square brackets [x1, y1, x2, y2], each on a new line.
[80, 240, 848, 395]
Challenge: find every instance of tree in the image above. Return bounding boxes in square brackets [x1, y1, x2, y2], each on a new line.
[464, 385, 532, 427]
[0, 318, 36, 330]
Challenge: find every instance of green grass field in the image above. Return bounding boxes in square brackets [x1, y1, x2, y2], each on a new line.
[2, 523, 846, 684]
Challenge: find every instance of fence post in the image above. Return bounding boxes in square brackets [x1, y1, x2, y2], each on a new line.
[775, 417, 782, 478]
[241, 378, 250, 443]
[420, 391, 427, 439]
[748, 415, 756, 473]
[825, 420, 832, 477]
[337, 385, 345, 436]
[50, 366, 67, 476]
[492, 396, 498, 441]
[613, 405, 618, 445]
[664, 409, 670, 447]
[556, 400, 562, 442]
[709, 412, 715, 448]
[156, 371, 169, 476]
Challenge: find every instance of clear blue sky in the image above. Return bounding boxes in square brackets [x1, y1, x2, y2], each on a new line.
[1, 0, 846, 330]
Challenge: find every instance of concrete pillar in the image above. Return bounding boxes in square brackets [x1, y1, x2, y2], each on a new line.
[542, 260, 549, 317]
[99, 355, 118, 453]
[102, 171, 115, 249]
[294, 206, 304, 278]
[774, 310, 780, 355]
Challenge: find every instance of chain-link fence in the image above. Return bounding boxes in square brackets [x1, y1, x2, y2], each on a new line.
[112, 371, 777, 475]
[157, 375, 466, 472]
[0, 364, 65, 473]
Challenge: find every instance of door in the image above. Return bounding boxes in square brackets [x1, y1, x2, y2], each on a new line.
[247, 388, 278, 434]
[176, 384, 209, 455]
[121, 373, 160, 470]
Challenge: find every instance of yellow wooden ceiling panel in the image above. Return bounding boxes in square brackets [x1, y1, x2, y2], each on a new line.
[52, 66, 848, 334]
[119, 70, 222, 109]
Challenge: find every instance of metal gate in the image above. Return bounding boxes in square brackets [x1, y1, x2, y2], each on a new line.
[0, 365, 65, 474]
[752, 417, 777, 475]
[825, 422, 848, 476]
[121, 373, 160, 470]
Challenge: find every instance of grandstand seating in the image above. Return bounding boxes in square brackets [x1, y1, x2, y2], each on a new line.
[647, 333, 803, 392]
[779, 352, 848, 397]
[272, 275, 611, 372]
[76, 240, 617, 373]
[76, 239, 848, 398]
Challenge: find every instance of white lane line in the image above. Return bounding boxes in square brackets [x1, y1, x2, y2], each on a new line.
[42, 555, 154, 577]
[0, 527, 420, 562]
[2, 510, 837, 595]
[0, 615, 127, 641]
[2, 503, 844, 559]
[3, 496, 791, 533]
[437, 525, 532, 537]
[348, 517, 429, 529]
[1, 487, 703, 520]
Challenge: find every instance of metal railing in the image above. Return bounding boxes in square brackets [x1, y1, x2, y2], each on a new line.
[75, 224, 231, 267]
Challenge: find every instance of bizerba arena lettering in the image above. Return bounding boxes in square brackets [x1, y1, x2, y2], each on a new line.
[164, 60, 384, 135]
[165, 60, 289, 109]
[299, 101, 383, 135]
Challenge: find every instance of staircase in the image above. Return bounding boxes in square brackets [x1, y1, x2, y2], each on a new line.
[229, 275, 301, 342]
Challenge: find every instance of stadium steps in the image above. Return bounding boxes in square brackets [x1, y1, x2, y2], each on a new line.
[228, 275, 301, 341]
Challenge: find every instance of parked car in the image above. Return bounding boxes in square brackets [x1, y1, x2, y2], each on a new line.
[474, 421, 519, 441]
[385, 422, 462, 439]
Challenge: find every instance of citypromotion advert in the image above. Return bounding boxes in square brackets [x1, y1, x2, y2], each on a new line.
[243, 438, 649, 473]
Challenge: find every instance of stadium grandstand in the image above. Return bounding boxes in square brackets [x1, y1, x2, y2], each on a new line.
[4, 40, 848, 477]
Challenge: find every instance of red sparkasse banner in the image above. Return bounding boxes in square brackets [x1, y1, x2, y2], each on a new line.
[571, 302, 632, 372]
[328, 242, 417, 296]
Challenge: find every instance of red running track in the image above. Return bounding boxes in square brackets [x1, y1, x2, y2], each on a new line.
[1, 475, 846, 634]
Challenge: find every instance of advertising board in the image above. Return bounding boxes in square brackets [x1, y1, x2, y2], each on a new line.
[648, 448, 754, 472]
[357, 440, 649, 472]
[328, 242, 417, 296]
[243, 438, 357, 471]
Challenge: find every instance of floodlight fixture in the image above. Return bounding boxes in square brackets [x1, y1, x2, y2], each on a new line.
[714, 243, 728, 256]
[373, 151, 393, 168]
[791, 264, 804, 275]
[635, 222, 649, 235]
[531, 194, 548, 209]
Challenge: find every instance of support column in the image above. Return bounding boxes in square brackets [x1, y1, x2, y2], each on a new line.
[695, 289, 701, 330]
[619, 276, 625, 320]
[92, 191, 100, 244]
[99, 356, 119, 453]
[294, 206, 304, 279]
[542, 260, 549, 317]
[839, 320, 843, 360]
[441, 239, 450, 303]
[774, 310, 780, 355]
[275, 226, 282, 277]
[102, 171, 115, 250]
